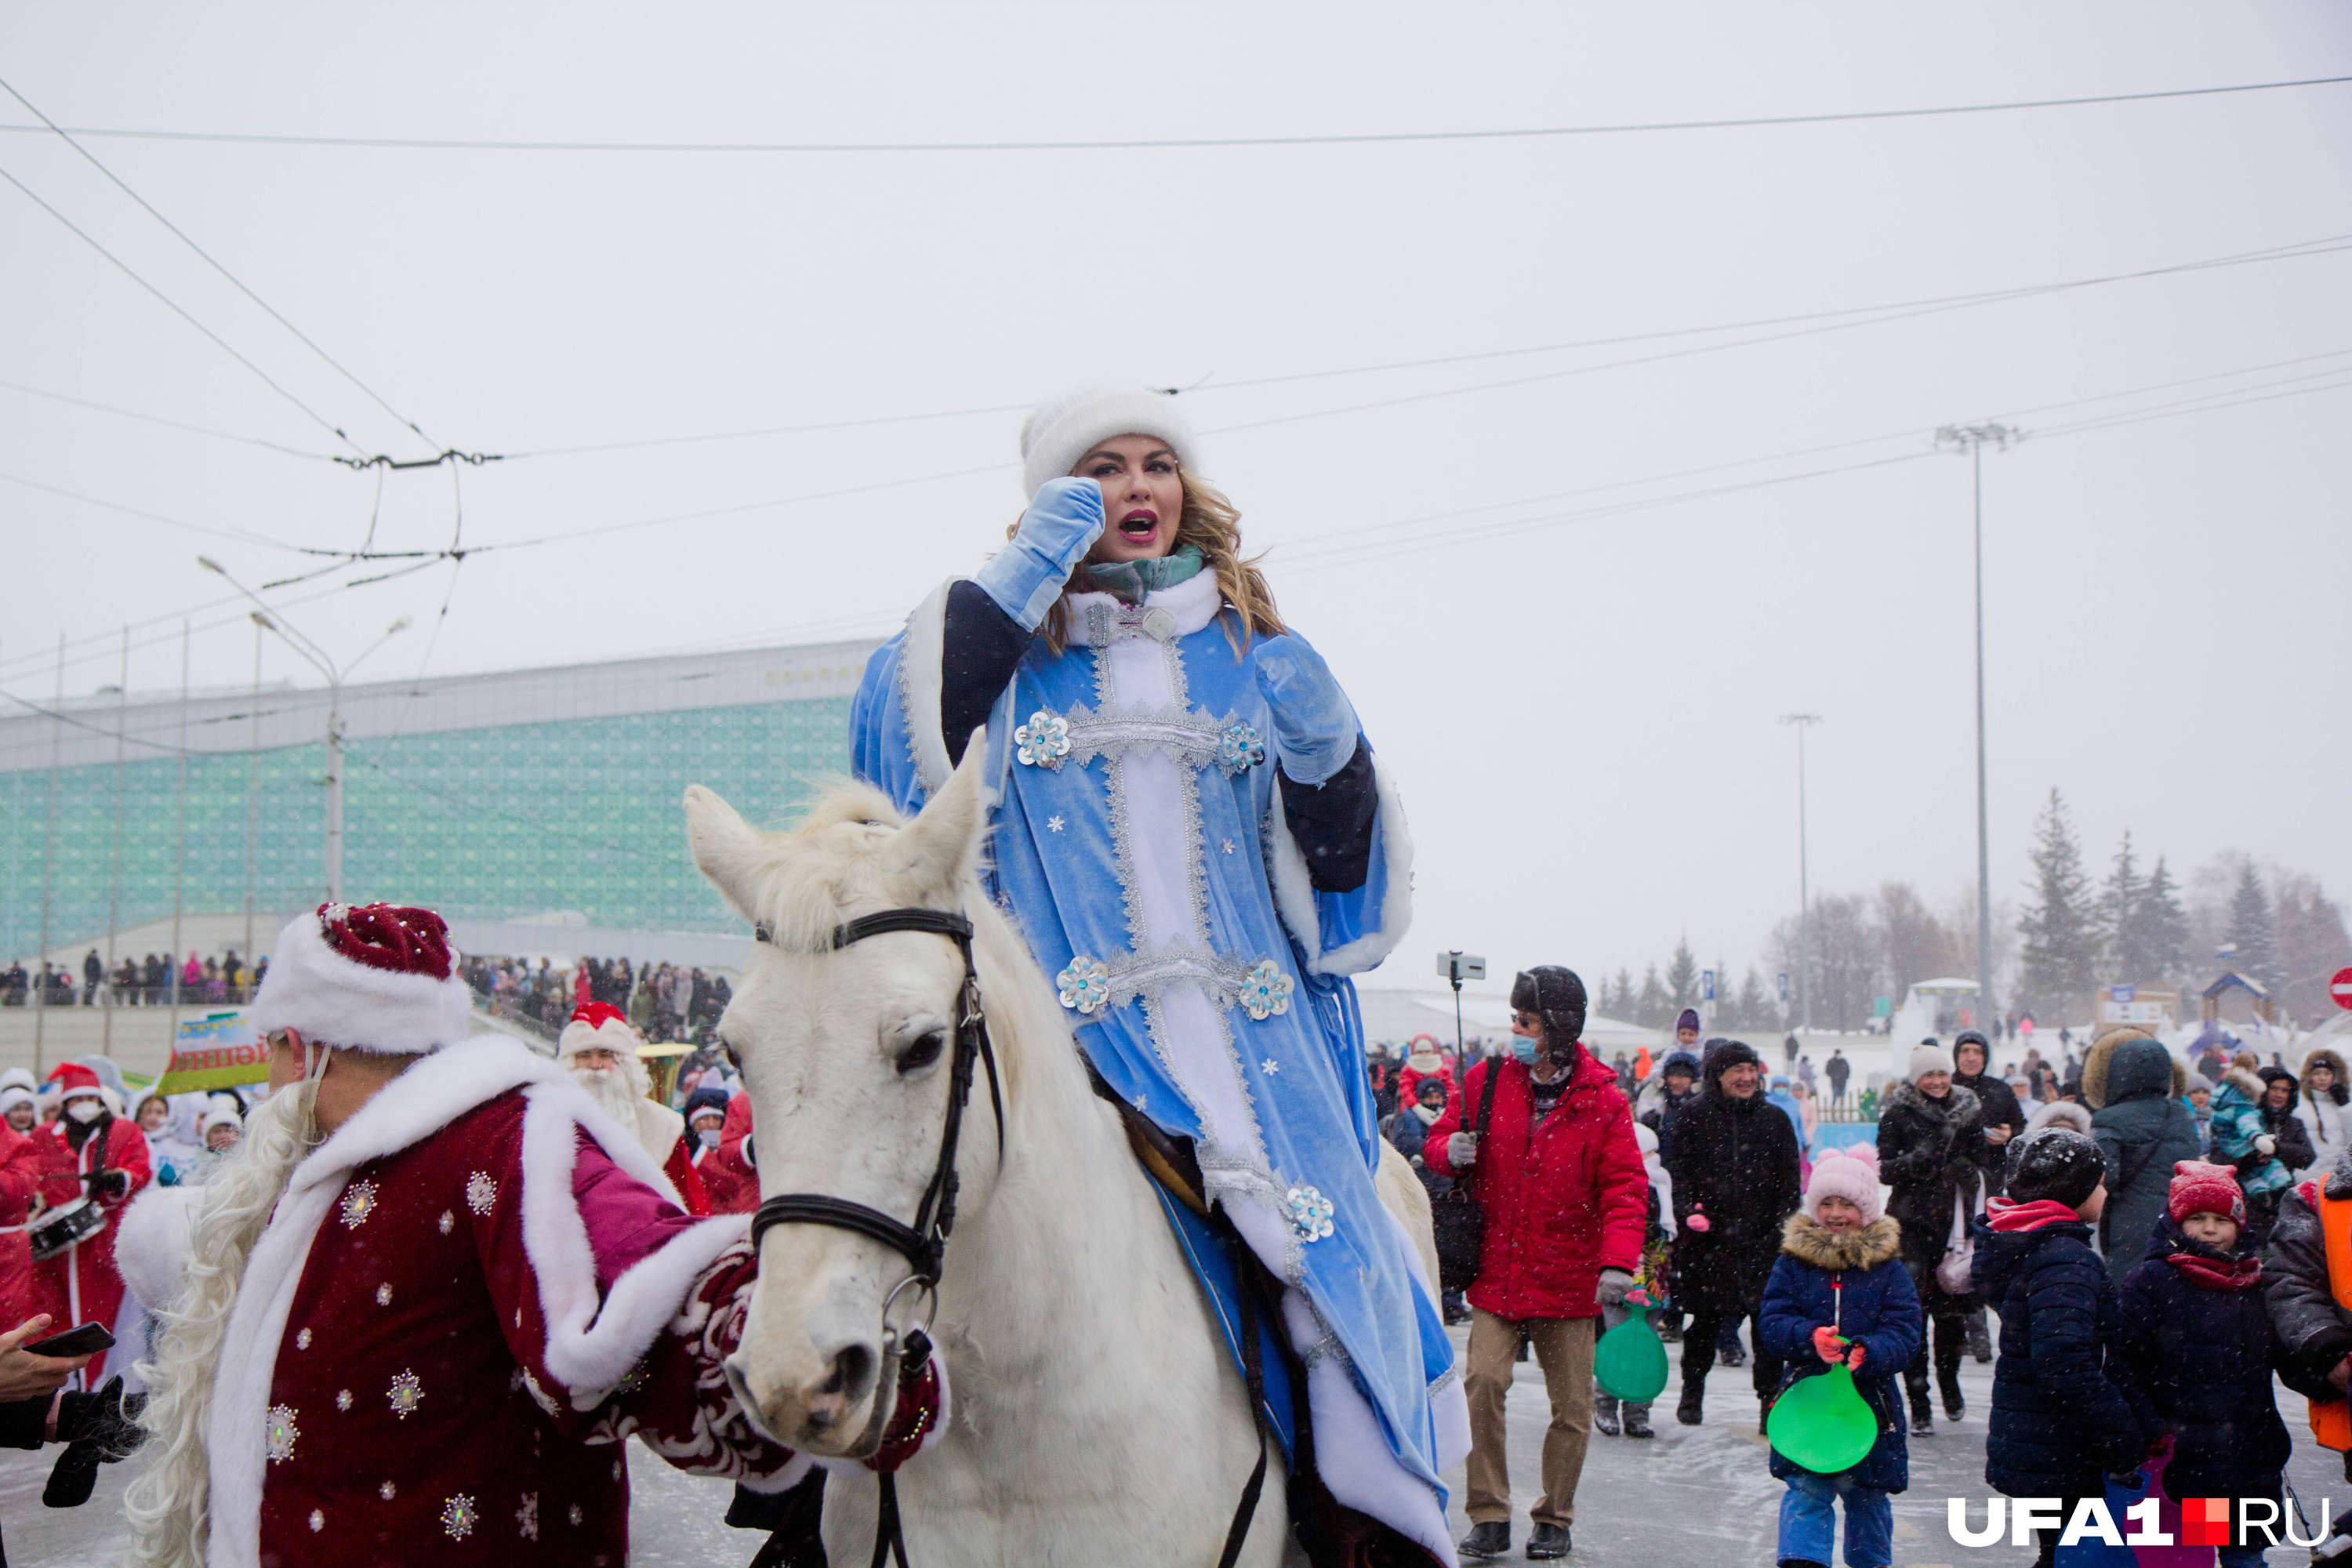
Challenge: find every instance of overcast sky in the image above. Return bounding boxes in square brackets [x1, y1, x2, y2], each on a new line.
[2, 3, 2347, 1000]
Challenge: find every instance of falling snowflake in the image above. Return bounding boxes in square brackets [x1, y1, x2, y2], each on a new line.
[1261, 1058, 1281, 1076]
[1014, 711, 1072, 769]
[1047, 815, 1066, 833]
[1055, 956, 1110, 1015]
[516, 1492, 540, 1541]
[388, 1370, 424, 1420]
[1238, 959, 1294, 1021]
[266, 1404, 299, 1464]
[336, 1389, 353, 1412]
[1285, 1184, 1337, 1243]
[1217, 723, 1265, 774]
[437, 1210, 455, 1236]
[442, 1494, 478, 1541]
[466, 1171, 498, 1215]
[339, 1180, 378, 1229]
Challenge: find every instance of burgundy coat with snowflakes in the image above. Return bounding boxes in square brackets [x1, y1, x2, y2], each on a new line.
[116, 1037, 800, 1568]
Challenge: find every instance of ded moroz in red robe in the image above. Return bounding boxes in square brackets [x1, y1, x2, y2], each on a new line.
[30, 1109, 151, 1380]
[118, 1036, 800, 1568]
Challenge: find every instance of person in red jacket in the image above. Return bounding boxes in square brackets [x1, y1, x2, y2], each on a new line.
[699, 1090, 760, 1215]
[0, 1098, 45, 1327]
[27, 1063, 151, 1382]
[1425, 967, 1647, 1563]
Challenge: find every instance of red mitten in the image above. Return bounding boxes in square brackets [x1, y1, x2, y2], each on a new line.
[1810, 1326, 1845, 1364]
[1846, 1344, 1866, 1372]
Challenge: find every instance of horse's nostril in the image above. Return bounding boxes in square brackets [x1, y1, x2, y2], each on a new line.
[825, 1342, 876, 1404]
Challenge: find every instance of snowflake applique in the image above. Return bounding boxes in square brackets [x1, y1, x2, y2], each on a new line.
[1217, 723, 1265, 773]
[336, 1389, 353, 1412]
[380, 1480, 397, 1501]
[466, 1171, 498, 1214]
[517, 1492, 540, 1542]
[339, 1179, 378, 1229]
[1238, 959, 1294, 1021]
[1261, 1058, 1280, 1076]
[309, 1510, 325, 1533]
[437, 1210, 455, 1236]
[442, 1494, 478, 1541]
[296, 1328, 312, 1350]
[1055, 956, 1111, 1015]
[376, 1283, 394, 1307]
[1285, 1184, 1337, 1243]
[1014, 711, 1072, 769]
[388, 1370, 424, 1420]
[266, 1404, 299, 1464]
[1131, 1092, 1149, 1113]
[1221, 838, 1236, 856]
[1047, 815, 1065, 833]
[568, 1504, 584, 1527]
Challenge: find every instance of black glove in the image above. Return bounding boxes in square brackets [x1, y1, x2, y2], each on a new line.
[56, 1376, 145, 1457]
[85, 1170, 129, 1202]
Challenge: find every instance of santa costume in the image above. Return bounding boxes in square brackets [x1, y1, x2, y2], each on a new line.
[115, 902, 800, 1568]
[0, 1090, 45, 1326]
[29, 1061, 152, 1380]
[557, 1001, 710, 1216]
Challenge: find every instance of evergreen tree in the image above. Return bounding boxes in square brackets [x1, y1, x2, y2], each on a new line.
[2228, 858, 2286, 994]
[2100, 831, 2145, 978]
[1714, 954, 1733, 1025]
[1737, 966, 1770, 1031]
[1664, 938, 1699, 1017]
[1608, 968, 1635, 1022]
[2018, 788, 2100, 1010]
[2136, 856, 2190, 986]
[1636, 963, 1667, 1028]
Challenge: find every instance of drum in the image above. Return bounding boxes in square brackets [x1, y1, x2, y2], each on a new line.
[30, 1196, 106, 1261]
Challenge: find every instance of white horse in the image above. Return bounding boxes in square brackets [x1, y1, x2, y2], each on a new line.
[684, 742, 1437, 1566]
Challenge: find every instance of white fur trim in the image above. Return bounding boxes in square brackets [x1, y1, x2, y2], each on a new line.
[1018, 383, 1203, 497]
[634, 1098, 688, 1168]
[900, 580, 954, 798]
[248, 908, 474, 1054]
[2024, 1100, 2093, 1136]
[115, 1184, 201, 1316]
[1264, 749, 1416, 977]
[1062, 568, 1225, 645]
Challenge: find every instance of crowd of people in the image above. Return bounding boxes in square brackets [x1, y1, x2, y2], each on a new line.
[460, 951, 733, 1044]
[0, 949, 266, 1008]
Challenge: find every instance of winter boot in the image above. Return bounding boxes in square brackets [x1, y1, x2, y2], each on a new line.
[1526, 1522, 1571, 1559]
[1458, 1522, 1512, 1561]
[1939, 1368, 1966, 1421]
[1964, 1307, 1992, 1363]
[1759, 1397, 1772, 1436]
[1621, 1401, 1655, 1439]
[1718, 1326, 1746, 1368]
[1676, 1379, 1704, 1425]
[1592, 1391, 1621, 1436]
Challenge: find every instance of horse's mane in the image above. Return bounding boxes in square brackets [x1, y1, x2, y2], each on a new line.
[723, 778, 938, 952]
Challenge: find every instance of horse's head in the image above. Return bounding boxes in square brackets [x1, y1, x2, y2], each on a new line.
[684, 743, 996, 1455]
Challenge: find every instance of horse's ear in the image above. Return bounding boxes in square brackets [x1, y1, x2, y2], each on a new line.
[683, 784, 764, 920]
[888, 730, 988, 896]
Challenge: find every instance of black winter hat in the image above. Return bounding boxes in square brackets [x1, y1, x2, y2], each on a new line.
[2005, 1127, 2104, 1207]
[1955, 1028, 1990, 1055]
[1702, 1037, 1762, 1091]
[1511, 966, 1587, 1060]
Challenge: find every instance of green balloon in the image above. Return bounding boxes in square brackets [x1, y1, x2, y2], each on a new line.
[1592, 1313, 1669, 1403]
[1766, 1363, 1878, 1475]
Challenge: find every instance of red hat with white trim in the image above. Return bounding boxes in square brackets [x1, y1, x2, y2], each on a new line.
[50, 1062, 103, 1102]
[249, 902, 474, 1054]
[558, 1000, 641, 1062]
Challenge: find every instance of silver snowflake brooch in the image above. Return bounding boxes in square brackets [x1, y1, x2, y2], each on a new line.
[265, 1403, 299, 1464]
[1239, 960, 1294, 1021]
[466, 1171, 498, 1215]
[1285, 1184, 1336, 1243]
[1217, 723, 1265, 774]
[1014, 711, 1072, 769]
[339, 1180, 377, 1229]
[441, 1494, 478, 1541]
[388, 1369, 424, 1420]
[1056, 956, 1111, 1015]
[516, 1492, 540, 1542]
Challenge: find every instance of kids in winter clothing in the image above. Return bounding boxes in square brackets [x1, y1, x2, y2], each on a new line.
[1973, 1124, 2147, 1568]
[2211, 1066, 2295, 1237]
[1758, 1146, 1922, 1568]
[1592, 1120, 1675, 1441]
[2112, 1162, 2289, 1568]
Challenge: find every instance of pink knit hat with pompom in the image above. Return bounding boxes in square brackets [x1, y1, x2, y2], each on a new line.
[1804, 1145, 1884, 1225]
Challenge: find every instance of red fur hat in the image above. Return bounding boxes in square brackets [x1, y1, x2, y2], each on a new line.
[49, 1062, 103, 1101]
[558, 1000, 641, 1062]
[2167, 1160, 2246, 1226]
[249, 902, 474, 1054]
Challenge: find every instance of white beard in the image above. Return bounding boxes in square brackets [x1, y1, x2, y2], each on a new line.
[570, 1061, 650, 1129]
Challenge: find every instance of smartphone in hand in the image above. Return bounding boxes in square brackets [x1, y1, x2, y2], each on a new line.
[24, 1322, 114, 1359]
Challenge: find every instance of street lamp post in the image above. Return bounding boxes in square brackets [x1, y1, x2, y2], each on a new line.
[1779, 713, 1821, 1033]
[198, 558, 408, 905]
[1936, 423, 2020, 1032]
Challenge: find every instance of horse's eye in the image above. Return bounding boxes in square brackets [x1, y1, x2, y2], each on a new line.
[718, 1036, 742, 1071]
[897, 1031, 946, 1076]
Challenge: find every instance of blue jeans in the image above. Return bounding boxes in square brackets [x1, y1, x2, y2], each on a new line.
[1780, 1472, 1892, 1568]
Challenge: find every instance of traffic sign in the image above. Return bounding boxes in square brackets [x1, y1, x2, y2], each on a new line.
[2332, 966, 2352, 1012]
[1777, 971, 1791, 1003]
[1701, 969, 1716, 1003]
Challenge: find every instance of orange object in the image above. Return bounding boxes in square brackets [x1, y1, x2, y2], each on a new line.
[2309, 1187, 2352, 1450]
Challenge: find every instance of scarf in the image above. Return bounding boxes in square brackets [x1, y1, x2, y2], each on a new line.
[1084, 543, 1206, 604]
[1986, 1196, 2082, 1232]
[2165, 1249, 2263, 1291]
[1410, 1103, 1442, 1127]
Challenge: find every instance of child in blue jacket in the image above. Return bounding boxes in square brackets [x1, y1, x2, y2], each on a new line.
[1759, 1145, 1922, 1568]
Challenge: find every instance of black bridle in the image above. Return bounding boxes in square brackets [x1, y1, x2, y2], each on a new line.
[743, 907, 1004, 1568]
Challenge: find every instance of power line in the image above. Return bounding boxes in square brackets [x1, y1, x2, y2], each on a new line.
[0, 74, 445, 456]
[0, 75, 2343, 154]
[0, 378, 338, 459]
[0, 159, 367, 452]
[0, 470, 312, 552]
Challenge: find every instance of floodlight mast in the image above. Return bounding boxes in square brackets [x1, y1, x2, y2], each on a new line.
[1778, 714, 1822, 1033]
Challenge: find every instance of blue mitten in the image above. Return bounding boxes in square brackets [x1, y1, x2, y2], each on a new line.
[1253, 634, 1359, 786]
[971, 477, 1105, 631]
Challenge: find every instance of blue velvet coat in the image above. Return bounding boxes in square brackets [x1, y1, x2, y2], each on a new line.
[1759, 1214, 1923, 1491]
[1973, 1213, 2148, 1497]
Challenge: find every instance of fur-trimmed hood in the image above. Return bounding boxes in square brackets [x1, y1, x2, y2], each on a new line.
[2303, 1049, 2350, 1108]
[1881, 1076, 1981, 1125]
[2024, 1099, 2093, 1137]
[1780, 1212, 1902, 1270]
[2219, 1065, 2269, 1105]
[2083, 1029, 2187, 1109]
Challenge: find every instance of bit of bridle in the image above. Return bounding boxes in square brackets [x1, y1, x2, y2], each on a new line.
[743, 906, 1003, 1568]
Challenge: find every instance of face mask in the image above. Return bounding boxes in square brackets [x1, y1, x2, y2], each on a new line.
[67, 1101, 102, 1124]
[1510, 1036, 1540, 1064]
[698, 1128, 720, 1149]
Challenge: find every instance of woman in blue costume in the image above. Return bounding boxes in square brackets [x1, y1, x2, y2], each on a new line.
[852, 383, 1466, 1560]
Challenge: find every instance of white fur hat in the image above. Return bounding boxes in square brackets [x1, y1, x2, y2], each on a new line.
[557, 1000, 641, 1062]
[1019, 383, 1204, 497]
[1805, 1145, 1884, 1224]
[249, 902, 474, 1055]
[198, 1102, 242, 1139]
[1909, 1041, 1955, 1084]
[0, 1087, 32, 1116]
[0, 1069, 34, 1096]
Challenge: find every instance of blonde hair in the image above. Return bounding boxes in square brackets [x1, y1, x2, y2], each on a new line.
[1025, 469, 1285, 657]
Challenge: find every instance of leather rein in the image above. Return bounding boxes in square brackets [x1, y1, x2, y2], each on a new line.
[744, 907, 1004, 1568]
